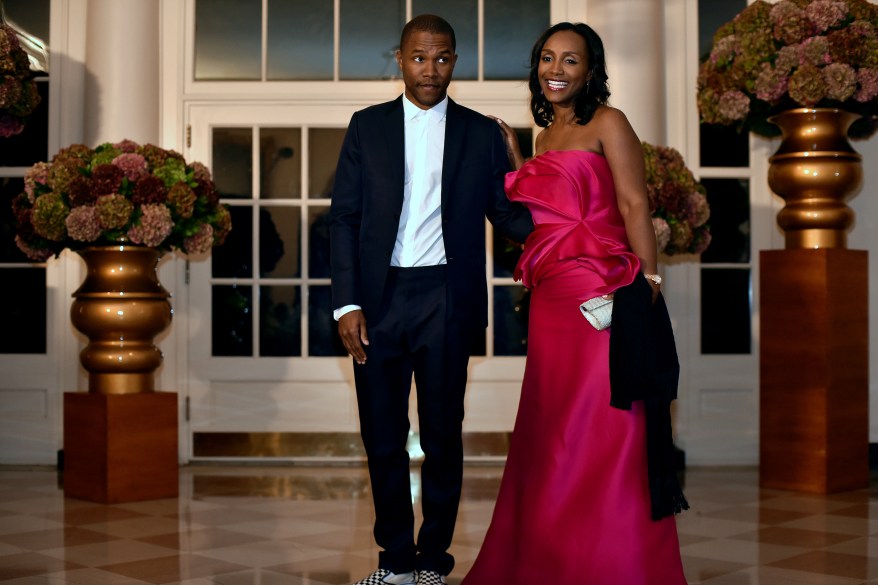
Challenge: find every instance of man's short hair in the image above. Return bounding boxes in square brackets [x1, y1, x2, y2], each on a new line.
[400, 14, 456, 51]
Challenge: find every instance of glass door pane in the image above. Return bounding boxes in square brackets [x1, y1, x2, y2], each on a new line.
[483, 0, 548, 80]
[412, 0, 478, 80]
[339, 0, 405, 79]
[267, 0, 334, 80]
[194, 0, 262, 80]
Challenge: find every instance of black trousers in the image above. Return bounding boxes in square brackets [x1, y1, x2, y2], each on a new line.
[353, 265, 471, 576]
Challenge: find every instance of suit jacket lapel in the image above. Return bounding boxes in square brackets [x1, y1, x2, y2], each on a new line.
[442, 99, 466, 214]
[384, 96, 406, 211]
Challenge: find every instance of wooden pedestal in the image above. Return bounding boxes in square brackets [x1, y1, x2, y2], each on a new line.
[63, 392, 178, 503]
[759, 249, 869, 493]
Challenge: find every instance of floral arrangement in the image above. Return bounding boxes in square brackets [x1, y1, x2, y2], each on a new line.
[643, 142, 711, 256]
[0, 22, 40, 137]
[697, 0, 878, 138]
[12, 140, 232, 261]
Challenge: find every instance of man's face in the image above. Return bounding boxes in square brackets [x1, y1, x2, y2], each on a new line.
[396, 30, 457, 110]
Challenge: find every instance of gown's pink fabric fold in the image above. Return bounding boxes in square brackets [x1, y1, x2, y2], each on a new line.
[462, 150, 687, 585]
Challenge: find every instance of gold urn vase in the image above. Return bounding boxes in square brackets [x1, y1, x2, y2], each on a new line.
[70, 245, 172, 394]
[767, 108, 863, 249]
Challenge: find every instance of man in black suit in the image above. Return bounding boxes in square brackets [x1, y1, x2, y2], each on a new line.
[330, 14, 533, 585]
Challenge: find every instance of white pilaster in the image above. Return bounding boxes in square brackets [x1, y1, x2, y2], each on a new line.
[586, 0, 665, 144]
[84, 0, 160, 146]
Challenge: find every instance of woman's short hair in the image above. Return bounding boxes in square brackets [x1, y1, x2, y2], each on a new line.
[529, 22, 610, 127]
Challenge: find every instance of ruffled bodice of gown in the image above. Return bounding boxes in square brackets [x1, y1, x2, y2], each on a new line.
[506, 150, 640, 299]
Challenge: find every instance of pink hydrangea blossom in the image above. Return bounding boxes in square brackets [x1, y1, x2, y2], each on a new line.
[652, 217, 671, 254]
[12, 140, 229, 257]
[0, 112, 25, 137]
[789, 64, 826, 105]
[127, 204, 174, 247]
[755, 64, 790, 103]
[855, 68, 878, 102]
[697, 0, 878, 138]
[113, 139, 139, 153]
[775, 45, 800, 75]
[184, 224, 215, 255]
[190, 161, 213, 183]
[798, 36, 832, 66]
[24, 161, 51, 201]
[14, 235, 53, 262]
[692, 231, 713, 255]
[112, 153, 149, 182]
[65, 206, 102, 242]
[686, 192, 711, 228]
[805, 1, 848, 33]
[718, 90, 750, 122]
[710, 36, 737, 67]
[771, 2, 811, 45]
[823, 62, 858, 101]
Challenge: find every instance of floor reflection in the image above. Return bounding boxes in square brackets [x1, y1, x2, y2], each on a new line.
[0, 465, 875, 584]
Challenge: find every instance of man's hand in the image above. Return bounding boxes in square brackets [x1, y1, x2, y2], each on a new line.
[338, 310, 369, 364]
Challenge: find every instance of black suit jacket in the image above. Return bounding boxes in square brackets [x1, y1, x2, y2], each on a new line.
[330, 96, 533, 328]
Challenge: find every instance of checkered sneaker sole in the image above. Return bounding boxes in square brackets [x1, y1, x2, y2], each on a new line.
[417, 571, 446, 585]
[353, 569, 417, 585]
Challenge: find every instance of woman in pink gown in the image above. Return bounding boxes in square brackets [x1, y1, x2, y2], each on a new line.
[462, 23, 687, 584]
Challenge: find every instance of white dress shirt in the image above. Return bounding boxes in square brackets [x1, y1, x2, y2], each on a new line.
[393, 93, 448, 267]
[334, 94, 449, 321]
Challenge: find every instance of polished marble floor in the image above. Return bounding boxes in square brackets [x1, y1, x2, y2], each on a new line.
[0, 465, 876, 584]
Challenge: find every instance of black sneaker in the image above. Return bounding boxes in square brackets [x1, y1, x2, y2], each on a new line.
[417, 571, 447, 585]
[353, 569, 417, 585]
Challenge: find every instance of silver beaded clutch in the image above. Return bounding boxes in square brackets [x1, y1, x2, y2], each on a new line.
[579, 296, 613, 330]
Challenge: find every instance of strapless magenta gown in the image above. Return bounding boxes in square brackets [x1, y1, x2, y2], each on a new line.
[462, 151, 687, 584]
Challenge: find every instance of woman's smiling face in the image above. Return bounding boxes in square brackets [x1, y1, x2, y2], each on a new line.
[538, 29, 590, 107]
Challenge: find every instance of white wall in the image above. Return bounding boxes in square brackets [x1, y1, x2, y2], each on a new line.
[847, 137, 878, 443]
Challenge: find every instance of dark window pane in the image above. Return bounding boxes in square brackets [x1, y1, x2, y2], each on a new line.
[213, 128, 253, 199]
[260, 128, 301, 199]
[0, 79, 48, 167]
[4, 0, 51, 42]
[700, 123, 749, 168]
[339, 0, 405, 80]
[0, 267, 46, 353]
[1, 178, 29, 263]
[484, 0, 548, 80]
[493, 285, 529, 356]
[267, 0, 333, 80]
[413, 0, 477, 80]
[212, 284, 253, 356]
[260, 206, 300, 278]
[309, 207, 331, 278]
[700, 178, 750, 264]
[701, 268, 751, 354]
[515, 128, 534, 159]
[212, 206, 252, 278]
[308, 286, 346, 356]
[493, 234, 523, 278]
[195, 0, 261, 80]
[698, 0, 746, 59]
[260, 285, 301, 356]
[698, 0, 748, 167]
[492, 128, 531, 277]
[309, 129, 345, 199]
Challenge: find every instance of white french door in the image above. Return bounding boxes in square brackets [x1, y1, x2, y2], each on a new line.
[183, 101, 534, 461]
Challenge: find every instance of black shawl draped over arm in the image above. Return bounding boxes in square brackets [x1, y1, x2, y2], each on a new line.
[609, 273, 690, 520]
